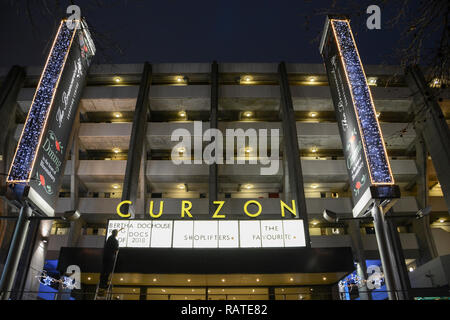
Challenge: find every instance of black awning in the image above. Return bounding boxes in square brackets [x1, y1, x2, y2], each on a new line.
[57, 247, 354, 275]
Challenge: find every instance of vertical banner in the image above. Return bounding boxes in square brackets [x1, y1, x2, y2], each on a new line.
[7, 19, 95, 216]
[320, 17, 396, 217]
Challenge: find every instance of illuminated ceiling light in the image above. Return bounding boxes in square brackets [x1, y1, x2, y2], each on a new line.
[153, 278, 157, 282]
[430, 78, 441, 88]
[289, 277, 294, 282]
[243, 184, 253, 190]
[120, 277, 123, 281]
[113, 112, 122, 118]
[256, 278, 260, 282]
[308, 76, 316, 82]
[240, 75, 253, 84]
[192, 289, 195, 292]
[221, 278, 226, 282]
[439, 219, 445, 223]
[311, 146, 318, 153]
[368, 77, 377, 86]
[162, 289, 166, 292]
[312, 221, 319, 226]
[252, 289, 255, 293]
[87, 277, 91, 281]
[178, 110, 187, 118]
[409, 267, 414, 272]
[112, 147, 121, 154]
[116, 296, 120, 299]
[133, 289, 136, 292]
[310, 288, 314, 291]
[177, 184, 186, 190]
[112, 184, 120, 189]
[175, 75, 186, 83]
[187, 278, 191, 282]
[114, 77, 121, 83]
[310, 112, 318, 118]
[185, 296, 188, 300]
[299, 295, 303, 299]
[311, 184, 318, 189]
[322, 276, 327, 281]
[243, 111, 254, 118]
[244, 146, 252, 154]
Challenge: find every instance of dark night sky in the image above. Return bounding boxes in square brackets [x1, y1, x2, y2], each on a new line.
[0, 0, 417, 68]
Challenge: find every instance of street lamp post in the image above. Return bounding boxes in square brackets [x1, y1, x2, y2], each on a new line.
[0, 209, 80, 299]
[323, 206, 431, 300]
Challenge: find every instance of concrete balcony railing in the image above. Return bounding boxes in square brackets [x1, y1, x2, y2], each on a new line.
[57, 159, 417, 184]
[15, 121, 416, 151]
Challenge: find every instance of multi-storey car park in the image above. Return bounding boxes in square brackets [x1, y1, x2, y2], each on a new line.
[0, 61, 449, 300]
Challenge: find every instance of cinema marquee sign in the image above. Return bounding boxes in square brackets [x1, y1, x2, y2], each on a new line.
[107, 219, 306, 248]
[6, 19, 95, 216]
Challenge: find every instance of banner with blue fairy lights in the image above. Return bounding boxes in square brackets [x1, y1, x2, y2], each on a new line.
[6, 19, 95, 216]
[320, 16, 396, 217]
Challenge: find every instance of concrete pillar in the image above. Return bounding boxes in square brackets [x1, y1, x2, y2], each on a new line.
[67, 115, 84, 247]
[0, 66, 25, 252]
[282, 150, 291, 203]
[139, 286, 147, 300]
[278, 62, 311, 246]
[405, 65, 450, 211]
[0, 66, 25, 174]
[121, 63, 152, 218]
[139, 142, 148, 219]
[209, 61, 219, 214]
[412, 134, 438, 264]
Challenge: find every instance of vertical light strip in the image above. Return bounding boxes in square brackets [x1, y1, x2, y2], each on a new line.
[7, 20, 75, 183]
[330, 19, 394, 185]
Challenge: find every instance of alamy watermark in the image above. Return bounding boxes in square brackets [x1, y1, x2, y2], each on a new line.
[66, 5, 81, 30]
[170, 121, 280, 175]
[367, 5, 381, 30]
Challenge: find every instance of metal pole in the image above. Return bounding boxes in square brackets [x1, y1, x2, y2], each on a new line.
[347, 220, 371, 300]
[383, 216, 412, 300]
[0, 204, 32, 300]
[371, 203, 397, 300]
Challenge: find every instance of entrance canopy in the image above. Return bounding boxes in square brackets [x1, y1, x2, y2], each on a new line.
[58, 247, 354, 275]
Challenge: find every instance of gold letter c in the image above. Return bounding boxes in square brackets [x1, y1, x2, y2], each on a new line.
[117, 200, 132, 218]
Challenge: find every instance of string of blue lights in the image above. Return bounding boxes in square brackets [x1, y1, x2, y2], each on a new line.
[7, 23, 74, 182]
[333, 20, 392, 184]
